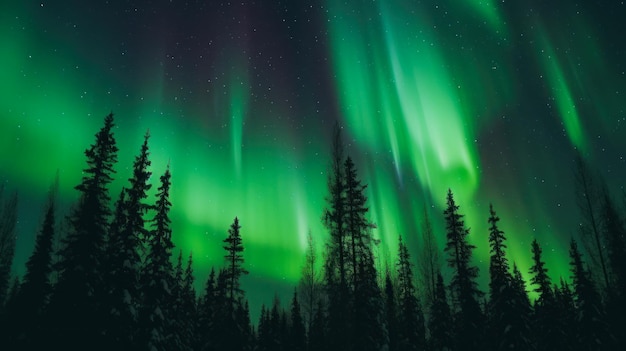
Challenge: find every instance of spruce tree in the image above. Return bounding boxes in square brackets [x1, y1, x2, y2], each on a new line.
[569, 238, 607, 350]
[601, 191, 626, 348]
[308, 298, 327, 351]
[428, 272, 453, 351]
[396, 236, 426, 351]
[322, 126, 351, 351]
[443, 189, 483, 350]
[197, 267, 216, 351]
[11, 186, 56, 348]
[418, 206, 440, 309]
[299, 231, 322, 333]
[0, 191, 17, 310]
[486, 204, 530, 350]
[573, 152, 609, 290]
[49, 113, 118, 349]
[139, 166, 175, 351]
[290, 289, 307, 351]
[106, 130, 152, 348]
[384, 271, 399, 351]
[529, 239, 560, 351]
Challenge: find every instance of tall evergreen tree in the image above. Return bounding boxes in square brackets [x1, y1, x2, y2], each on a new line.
[299, 231, 322, 333]
[428, 272, 453, 351]
[569, 238, 607, 350]
[418, 206, 440, 309]
[139, 166, 174, 351]
[49, 113, 118, 349]
[290, 289, 307, 351]
[529, 239, 561, 351]
[180, 253, 197, 350]
[384, 271, 399, 351]
[105, 130, 152, 348]
[396, 236, 426, 351]
[0, 191, 18, 309]
[573, 152, 610, 290]
[11, 184, 57, 348]
[197, 267, 216, 351]
[322, 125, 351, 351]
[443, 189, 483, 350]
[223, 217, 248, 305]
[308, 298, 327, 351]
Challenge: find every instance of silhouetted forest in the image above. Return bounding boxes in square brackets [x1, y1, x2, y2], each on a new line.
[1, 114, 625, 350]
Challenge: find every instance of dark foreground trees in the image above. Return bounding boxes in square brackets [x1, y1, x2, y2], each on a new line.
[0, 115, 624, 351]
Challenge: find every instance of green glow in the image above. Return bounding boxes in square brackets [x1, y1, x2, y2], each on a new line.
[537, 25, 586, 151]
[2, 1, 624, 313]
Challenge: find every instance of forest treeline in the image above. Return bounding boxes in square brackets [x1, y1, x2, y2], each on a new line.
[0, 113, 625, 350]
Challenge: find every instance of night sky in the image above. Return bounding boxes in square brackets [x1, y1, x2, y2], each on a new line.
[1, 0, 625, 312]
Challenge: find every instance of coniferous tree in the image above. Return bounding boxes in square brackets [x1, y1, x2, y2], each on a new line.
[443, 189, 483, 350]
[554, 280, 576, 351]
[509, 263, 534, 350]
[418, 206, 440, 308]
[0, 191, 18, 309]
[428, 272, 453, 351]
[322, 125, 351, 351]
[257, 304, 271, 351]
[384, 271, 399, 351]
[486, 204, 531, 350]
[211, 218, 249, 351]
[139, 166, 174, 351]
[105, 130, 152, 348]
[344, 156, 387, 351]
[290, 289, 307, 351]
[299, 231, 322, 333]
[574, 152, 610, 290]
[308, 298, 327, 351]
[11, 184, 57, 348]
[198, 267, 216, 351]
[601, 192, 626, 349]
[529, 239, 561, 351]
[180, 253, 197, 350]
[49, 113, 118, 349]
[396, 236, 426, 351]
[569, 238, 607, 350]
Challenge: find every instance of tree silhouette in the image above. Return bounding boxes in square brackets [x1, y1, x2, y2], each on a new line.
[529, 239, 561, 351]
[10, 183, 57, 348]
[417, 206, 440, 310]
[443, 189, 483, 350]
[0, 190, 17, 310]
[396, 236, 425, 351]
[289, 289, 306, 351]
[139, 165, 175, 351]
[384, 270, 399, 351]
[428, 272, 453, 351]
[49, 113, 118, 349]
[569, 238, 607, 350]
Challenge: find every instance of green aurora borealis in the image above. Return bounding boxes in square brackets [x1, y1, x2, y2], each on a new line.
[1, 0, 625, 307]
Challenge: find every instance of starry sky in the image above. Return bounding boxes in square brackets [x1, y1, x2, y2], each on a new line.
[1, 0, 625, 310]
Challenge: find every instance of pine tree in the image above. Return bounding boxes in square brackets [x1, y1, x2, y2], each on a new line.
[443, 189, 483, 350]
[418, 206, 440, 310]
[139, 166, 175, 351]
[308, 298, 327, 351]
[486, 204, 530, 350]
[257, 304, 271, 351]
[197, 267, 216, 351]
[223, 217, 248, 305]
[529, 239, 560, 351]
[11, 185, 57, 348]
[509, 263, 534, 350]
[569, 238, 607, 350]
[601, 193, 626, 349]
[0, 191, 18, 309]
[180, 253, 197, 350]
[299, 231, 322, 334]
[290, 289, 307, 351]
[105, 130, 152, 348]
[573, 152, 610, 291]
[322, 126, 351, 351]
[396, 236, 426, 351]
[384, 271, 399, 351]
[49, 113, 118, 349]
[428, 272, 453, 351]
